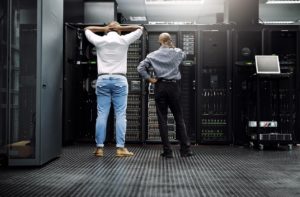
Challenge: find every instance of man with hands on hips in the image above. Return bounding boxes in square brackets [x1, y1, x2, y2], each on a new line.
[137, 33, 194, 158]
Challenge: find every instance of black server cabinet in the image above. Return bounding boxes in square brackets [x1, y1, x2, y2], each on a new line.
[64, 24, 145, 144]
[198, 28, 232, 144]
[179, 32, 197, 142]
[232, 27, 262, 145]
[64, 24, 81, 143]
[262, 26, 299, 144]
[64, 24, 100, 143]
[146, 32, 178, 142]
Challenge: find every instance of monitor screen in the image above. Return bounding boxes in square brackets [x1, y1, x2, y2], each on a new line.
[255, 55, 280, 74]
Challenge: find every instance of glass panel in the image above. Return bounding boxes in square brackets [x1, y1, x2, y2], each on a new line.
[8, 0, 37, 159]
[0, 0, 8, 157]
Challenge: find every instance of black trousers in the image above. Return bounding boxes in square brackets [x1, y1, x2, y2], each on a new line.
[154, 81, 191, 151]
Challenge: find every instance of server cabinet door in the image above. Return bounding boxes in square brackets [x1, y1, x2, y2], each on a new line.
[7, 0, 37, 161]
[197, 29, 232, 144]
[7, 0, 63, 166]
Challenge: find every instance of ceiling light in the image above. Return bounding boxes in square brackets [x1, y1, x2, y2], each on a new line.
[259, 20, 295, 24]
[129, 16, 147, 21]
[145, 0, 204, 5]
[266, 0, 300, 4]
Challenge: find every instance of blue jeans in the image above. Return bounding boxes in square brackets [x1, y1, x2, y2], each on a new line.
[95, 75, 128, 148]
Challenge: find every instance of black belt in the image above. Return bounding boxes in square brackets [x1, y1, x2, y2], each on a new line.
[158, 78, 178, 83]
[98, 73, 126, 77]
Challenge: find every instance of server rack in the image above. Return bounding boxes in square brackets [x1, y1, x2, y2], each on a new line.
[250, 25, 299, 148]
[263, 27, 298, 144]
[179, 31, 197, 143]
[63, 23, 300, 147]
[198, 27, 232, 144]
[64, 23, 145, 144]
[64, 24, 99, 143]
[235, 25, 300, 149]
[232, 26, 263, 145]
[0, 0, 63, 166]
[119, 31, 146, 143]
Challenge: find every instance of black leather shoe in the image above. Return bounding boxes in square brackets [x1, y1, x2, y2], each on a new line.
[160, 151, 173, 158]
[180, 150, 194, 157]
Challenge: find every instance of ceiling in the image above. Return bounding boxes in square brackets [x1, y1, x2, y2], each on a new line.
[115, 0, 300, 24]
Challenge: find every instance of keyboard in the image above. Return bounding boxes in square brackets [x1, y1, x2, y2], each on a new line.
[254, 72, 292, 79]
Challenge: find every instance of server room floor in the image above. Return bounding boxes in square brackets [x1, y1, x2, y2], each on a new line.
[0, 144, 300, 197]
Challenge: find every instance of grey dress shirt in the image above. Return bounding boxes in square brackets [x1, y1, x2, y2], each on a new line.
[137, 46, 186, 80]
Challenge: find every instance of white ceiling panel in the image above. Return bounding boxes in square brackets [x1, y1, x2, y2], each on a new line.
[116, 0, 300, 24]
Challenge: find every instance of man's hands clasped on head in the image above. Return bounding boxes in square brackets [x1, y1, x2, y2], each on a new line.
[84, 20, 144, 157]
[84, 21, 143, 34]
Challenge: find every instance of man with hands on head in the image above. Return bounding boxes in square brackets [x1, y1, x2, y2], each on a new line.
[137, 33, 194, 158]
[84, 21, 143, 157]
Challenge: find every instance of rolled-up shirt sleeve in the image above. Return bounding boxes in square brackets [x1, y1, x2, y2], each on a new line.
[137, 57, 151, 80]
[123, 28, 143, 45]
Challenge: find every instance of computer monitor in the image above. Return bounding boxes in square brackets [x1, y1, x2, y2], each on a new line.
[255, 55, 280, 74]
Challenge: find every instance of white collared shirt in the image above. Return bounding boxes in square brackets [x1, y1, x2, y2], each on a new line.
[85, 29, 143, 74]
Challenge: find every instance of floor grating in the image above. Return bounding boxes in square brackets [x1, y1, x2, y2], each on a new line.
[0, 144, 300, 197]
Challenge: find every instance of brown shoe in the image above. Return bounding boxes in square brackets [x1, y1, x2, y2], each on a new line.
[93, 148, 104, 157]
[116, 148, 134, 157]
